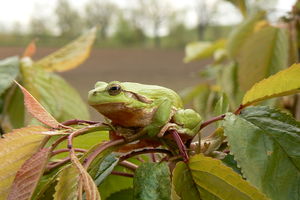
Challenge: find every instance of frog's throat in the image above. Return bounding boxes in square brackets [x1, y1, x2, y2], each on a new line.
[91, 102, 155, 128]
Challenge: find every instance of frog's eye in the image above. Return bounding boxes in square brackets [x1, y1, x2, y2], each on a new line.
[107, 84, 122, 96]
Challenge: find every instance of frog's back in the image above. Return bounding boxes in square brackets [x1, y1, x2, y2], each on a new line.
[122, 82, 183, 108]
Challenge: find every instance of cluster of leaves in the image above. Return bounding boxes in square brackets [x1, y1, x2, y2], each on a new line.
[0, 28, 97, 134]
[0, 2, 300, 199]
[1, 58, 300, 200]
[182, 1, 300, 119]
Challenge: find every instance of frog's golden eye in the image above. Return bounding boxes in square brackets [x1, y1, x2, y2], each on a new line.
[107, 84, 122, 96]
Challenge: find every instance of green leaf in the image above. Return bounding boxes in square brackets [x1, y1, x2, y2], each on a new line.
[221, 154, 242, 175]
[217, 62, 239, 108]
[227, 11, 265, 58]
[0, 126, 47, 200]
[7, 148, 51, 200]
[184, 40, 226, 63]
[133, 162, 171, 200]
[172, 162, 201, 200]
[237, 26, 289, 91]
[94, 153, 119, 185]
[35, 28, 96, 72]
[223, 106, 300, 200]
[107, 189, 133, 200]
[99, 165, 133, 199]
[186, 154, 269, 200]
[53, 165, 80, 200]
[214, 93, 229, 116]
[7, 86, 24, 128]
[21, 64, 89, 122]
[0, 56, 19, 96]
[180, 84, 210, 105]
[242, 63, 300, 106]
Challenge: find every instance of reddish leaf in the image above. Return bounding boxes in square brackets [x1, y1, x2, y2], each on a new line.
[7, 148, 51, 200]
[0, 126, 47, 199]
[14, 81, 61, 128]
[22, 40, 37, 58]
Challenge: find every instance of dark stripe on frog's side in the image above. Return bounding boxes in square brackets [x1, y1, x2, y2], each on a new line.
[91, 103, 155, 127]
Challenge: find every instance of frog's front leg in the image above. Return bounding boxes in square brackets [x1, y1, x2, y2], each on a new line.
[124, 98, 173, 142]
[158, 109, 203, 138]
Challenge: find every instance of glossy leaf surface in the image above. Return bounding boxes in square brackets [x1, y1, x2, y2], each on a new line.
[224, 106, 300, 200]
[242, 63, 300, 106]
[187, 154, 269, 200]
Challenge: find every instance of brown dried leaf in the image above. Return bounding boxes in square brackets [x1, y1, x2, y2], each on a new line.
[7, 148, 51, 200]
[14, 80, 61, 128]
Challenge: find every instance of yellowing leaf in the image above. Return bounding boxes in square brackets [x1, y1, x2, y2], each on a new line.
[188, 154, 269, 200]
[0, 126, 47, 200]
[237, 26, 288, 91]
[7, 148, 51, 200]
[35, 27, 96, 72]
[14, 81, 61, 129]
[70, 152, 101, 200]
[184, 40, 226, 63]
[242, 63, 300, 106]
[54, 165, 80, 200]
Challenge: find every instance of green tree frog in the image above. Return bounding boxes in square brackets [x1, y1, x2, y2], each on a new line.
[88, 81, 202, 140]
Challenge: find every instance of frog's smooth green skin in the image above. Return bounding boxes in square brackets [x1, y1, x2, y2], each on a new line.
[88, 81, 202, 138]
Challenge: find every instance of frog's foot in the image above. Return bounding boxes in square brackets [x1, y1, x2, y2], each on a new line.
[157, 123, 178, 137]
[123, 129, 147, 142]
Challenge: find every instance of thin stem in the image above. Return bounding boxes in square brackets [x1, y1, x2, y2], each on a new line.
[234, 104, 246, 115]
[119, 160, 138, 171]
[151, 153, 157, 162]
[51, 135, 69, 150]
[51, 148, 87, 156]
[200, 114, 226, 130]
[83, 139, 125, 169]
[62, 119, 101, 126]
[170, 130, 189, 162]
[111, 171, 134, 178]
[46, 157, 71, 171]
[119, 148, 173, 162]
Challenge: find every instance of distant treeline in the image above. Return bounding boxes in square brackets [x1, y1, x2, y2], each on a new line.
[0, 0, 234, 48]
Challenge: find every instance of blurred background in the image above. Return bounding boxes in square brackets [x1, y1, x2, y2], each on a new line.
[0, 0, 295, 118]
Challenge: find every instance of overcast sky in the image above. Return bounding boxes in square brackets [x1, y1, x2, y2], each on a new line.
[0, 0, 296, 33]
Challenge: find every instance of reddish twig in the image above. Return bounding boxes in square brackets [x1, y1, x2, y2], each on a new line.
[151, 153, 157, 162]
[111, 171, 134, 178]
[46, 157, 71, 171]
[119, 160, 138, 171]
[119, 148, 173, 162]
[234, 104, 246, 115]
[200, 114, 226, 130]
[51, 135, 69, 150]
[51, 148, 87, 156]
[170, 130, 189, 162]
[83, 139, 125, 169]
